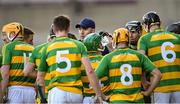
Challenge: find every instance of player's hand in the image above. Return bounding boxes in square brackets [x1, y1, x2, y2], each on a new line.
[96, 96, 104, 104]
[142, 80, 151, 90]
[2, 96, 8, 103]
[94, 94, 111, 104]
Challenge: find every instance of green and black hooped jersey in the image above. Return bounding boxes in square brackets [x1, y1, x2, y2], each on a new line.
[38, 36, 88, 94]
[81, 53, 110, 97]
[2, 40, 35, 87]
[138, 30, 180, 93]
[95, 48, 155, 103]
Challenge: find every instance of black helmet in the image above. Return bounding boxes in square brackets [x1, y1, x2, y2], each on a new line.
[142, 11, 160, 25]
[166, 22, 180, 34]
[49, 25, 56, 38]
[125, 21, 142, 32]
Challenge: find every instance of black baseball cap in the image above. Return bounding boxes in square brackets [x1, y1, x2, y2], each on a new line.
[75, 18, 95, 29]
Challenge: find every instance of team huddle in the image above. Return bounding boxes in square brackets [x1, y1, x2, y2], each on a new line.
[0, 11, 180, 104]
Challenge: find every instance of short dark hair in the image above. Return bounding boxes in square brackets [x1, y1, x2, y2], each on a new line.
[53, 15, 70, 32]
[24, 27, 34, 35]
[24, 27, 34, 39]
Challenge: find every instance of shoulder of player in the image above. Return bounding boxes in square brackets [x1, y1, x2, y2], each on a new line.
[2, 41, 15, 49]
[70, 39, 85, 47]
[23, 42, 34, 49]
[102, 49, 117, 61]
[166, 31, 180, 39]
[35, 43, 47, 50]
[139, 32, 154, 40]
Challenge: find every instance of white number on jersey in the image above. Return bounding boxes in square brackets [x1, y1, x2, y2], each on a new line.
[120, 64, 133, 86]
[23, 53, 32, 66]
[161, 42, 176, 62]
[56, 50, 71, 73]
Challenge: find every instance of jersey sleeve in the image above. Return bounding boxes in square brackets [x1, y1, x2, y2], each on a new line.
[140, 54, 156, 72]
[137, 35, 147, 51]
[38, 45, 48, 72]
[95, 55, 109, 78]
[29, 48, 37, 64]
[2, 44, 12, 65]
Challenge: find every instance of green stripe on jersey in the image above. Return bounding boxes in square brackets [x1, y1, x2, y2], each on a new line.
[109, 75, 141, 82]
[10, 76, 35, 83]
[111, 87, 141, 95]
[159, 65, 180, 73]
[158, 78, 180, 87]
[50, 74, 81, 83]
[49, 61, 81, 72]
[110, 98, 144, 103]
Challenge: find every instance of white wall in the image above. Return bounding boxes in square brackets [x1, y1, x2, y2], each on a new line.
[0, 0, 179, 45]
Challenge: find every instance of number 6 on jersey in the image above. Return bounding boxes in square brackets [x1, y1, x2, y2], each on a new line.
[56, 50, 71, 73]
[161, 42, 176, 63]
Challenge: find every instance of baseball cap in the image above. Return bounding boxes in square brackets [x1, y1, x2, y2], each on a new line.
[75, 18, 95, 29]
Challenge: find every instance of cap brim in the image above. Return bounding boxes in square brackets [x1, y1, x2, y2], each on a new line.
[75, 24, 89, 29]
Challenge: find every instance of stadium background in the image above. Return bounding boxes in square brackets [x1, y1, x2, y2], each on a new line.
[0, 0, 179, 46]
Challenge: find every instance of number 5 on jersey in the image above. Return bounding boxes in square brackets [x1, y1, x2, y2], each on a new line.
[56, 50, 71, 73]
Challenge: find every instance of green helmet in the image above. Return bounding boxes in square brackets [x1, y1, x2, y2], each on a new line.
[83, 33, 102, 52]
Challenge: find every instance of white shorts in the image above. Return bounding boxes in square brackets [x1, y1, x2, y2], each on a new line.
[83, 96, 94, 104]
[8, 86, 36, 104]
[152, 91, 180, 103]
[48, 87, 83, 104]
[83, 96, 109, 104]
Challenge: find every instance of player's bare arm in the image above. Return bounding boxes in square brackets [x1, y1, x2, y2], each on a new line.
[141, 71, 151, 90]
[36, 71, 46, 96]
[82, 56, 104, 102]
[141, 68, 162, 96]
[1, 65, 10, 100]
[23, 62, 37, 78]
